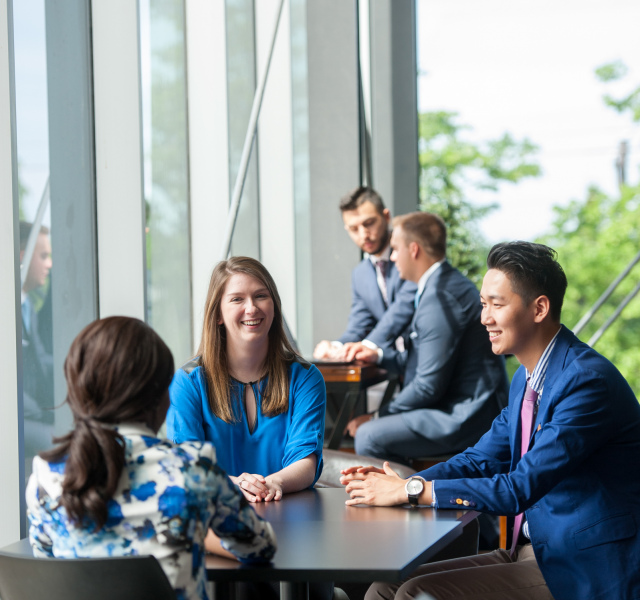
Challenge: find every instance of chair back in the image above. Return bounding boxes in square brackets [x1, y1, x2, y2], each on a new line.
[0, 550, 176, 600]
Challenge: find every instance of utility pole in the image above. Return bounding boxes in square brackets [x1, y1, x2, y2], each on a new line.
[615, 140, 628, 187]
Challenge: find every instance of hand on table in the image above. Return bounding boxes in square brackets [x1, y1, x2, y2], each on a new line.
[339, 461, 412, 507]
[342, 342, 378, 363]
[313, 340, 346, 360]
[230, 473, 281, 502]
[345, 413, 372, 437]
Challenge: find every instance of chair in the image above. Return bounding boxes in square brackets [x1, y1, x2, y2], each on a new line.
[0, 548, 176, 600]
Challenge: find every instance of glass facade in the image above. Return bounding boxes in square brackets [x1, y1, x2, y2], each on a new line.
[226, 0, 261, 260]
[141, 0, 193, 366]
[0, 0, 418, 543]
[13, 0, 56, 482]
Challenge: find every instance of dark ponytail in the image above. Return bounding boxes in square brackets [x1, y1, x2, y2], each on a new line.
[40, 317, 174, 530]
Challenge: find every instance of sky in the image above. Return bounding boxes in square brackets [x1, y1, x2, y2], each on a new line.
[14, 0, 640, 244]
[417, 0, 640, 243]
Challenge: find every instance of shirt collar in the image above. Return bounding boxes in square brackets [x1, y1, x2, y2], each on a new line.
[367, 244, 392, 265]
[416, 259, 446, 298]
[114, 422, 158, 437]
[526, 327, 562, 394]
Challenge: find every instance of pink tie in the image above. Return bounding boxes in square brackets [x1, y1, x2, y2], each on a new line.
[510, 381, 539, 557]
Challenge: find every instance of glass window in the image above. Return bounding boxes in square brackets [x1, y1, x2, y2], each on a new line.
[13, 0, 55, 480]
[226, 0, 261, 259]
[140, 0, 193, 366]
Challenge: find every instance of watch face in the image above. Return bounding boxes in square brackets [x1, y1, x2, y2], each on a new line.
[406, 478, 424, 495]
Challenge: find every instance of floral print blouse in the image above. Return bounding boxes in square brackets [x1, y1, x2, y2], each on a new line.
[26, 423, 277, 600]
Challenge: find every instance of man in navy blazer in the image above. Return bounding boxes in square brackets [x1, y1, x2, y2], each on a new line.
[345, 212, 508, 462]
[313, 187, 416, 359]
[341, 241, 640, 600]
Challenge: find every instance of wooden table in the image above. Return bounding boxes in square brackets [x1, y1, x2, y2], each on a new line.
[315, 361, 398, 449]
[207, 487, 476, 600]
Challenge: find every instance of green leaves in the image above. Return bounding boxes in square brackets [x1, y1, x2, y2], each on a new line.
[418, 111, 540, 286]
[539, 183, 640, 395]
[596, 60, 640, 122]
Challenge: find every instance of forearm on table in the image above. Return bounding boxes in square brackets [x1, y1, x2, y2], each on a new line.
[204, 530, 239, 560]
[267, 454, 317, 494]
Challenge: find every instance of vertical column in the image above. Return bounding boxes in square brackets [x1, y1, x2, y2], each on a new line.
[0, 0, 24, 545]
[304, 0, 361, 351]
[256, 0, 297, 338]
[45, 0, 98, 424]
[92, 0, 146, 319]
[368, 0, 419, 216]
[185, 1, 230, 352]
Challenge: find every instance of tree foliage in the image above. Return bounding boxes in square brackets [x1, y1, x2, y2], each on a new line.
[539, 184, 640, 394]
[418, 111, 540, 286]
[539, 61, 640, 396]
[595, 60, 640, 122]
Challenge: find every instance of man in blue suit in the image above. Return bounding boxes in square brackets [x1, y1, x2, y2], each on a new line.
[313, 187, 416, 360]
[345, 212, 508, 462]
[341, 241, 640, 600]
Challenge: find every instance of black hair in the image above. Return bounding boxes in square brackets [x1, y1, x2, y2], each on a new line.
[487, 241, 567, 321]
[339, 186, 386, 214]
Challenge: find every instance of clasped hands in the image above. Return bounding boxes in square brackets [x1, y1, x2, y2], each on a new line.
[340, 461, 432, 507]
[230, 473, 283, 502]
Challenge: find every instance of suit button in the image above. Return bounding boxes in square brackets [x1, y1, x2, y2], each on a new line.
[456, 498, 463, 505]
[463, 500, 470, 507]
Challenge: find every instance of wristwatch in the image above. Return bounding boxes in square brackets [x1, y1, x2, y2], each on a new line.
[405, 477, 425, 507]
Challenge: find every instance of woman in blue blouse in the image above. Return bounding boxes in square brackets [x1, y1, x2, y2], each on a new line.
[26, 317, 276, 600]
[167, 256, 326, 503]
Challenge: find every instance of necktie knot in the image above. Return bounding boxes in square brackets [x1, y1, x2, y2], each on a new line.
[523, 384, 538, 405]
[375, 260, 389, 305]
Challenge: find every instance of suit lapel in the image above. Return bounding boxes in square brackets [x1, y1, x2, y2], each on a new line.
[533, 325, 574, 427]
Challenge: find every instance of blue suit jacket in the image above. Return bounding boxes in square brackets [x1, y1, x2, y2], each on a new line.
[338, 256, 416, 349]
[420, 325, 640, 600]
[379, 262, 509, 451]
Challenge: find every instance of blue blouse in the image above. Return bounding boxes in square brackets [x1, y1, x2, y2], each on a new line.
[26, 424, 277, 600]
[167, 360, 326, 485]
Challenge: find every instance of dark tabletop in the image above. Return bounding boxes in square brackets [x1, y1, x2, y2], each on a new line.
[206, 487, 470, 583]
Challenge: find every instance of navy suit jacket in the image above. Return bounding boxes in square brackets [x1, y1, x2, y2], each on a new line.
[421, 325, 640, 600]
[338, 256, 416, 349]
[379, 262, 508, 451]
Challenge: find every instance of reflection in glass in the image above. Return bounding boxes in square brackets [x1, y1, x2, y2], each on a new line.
[19, 221, 54, 475]
[141, 0, 193, 365]
[13, 0, 55, 478]
[226, 0, 261, 259]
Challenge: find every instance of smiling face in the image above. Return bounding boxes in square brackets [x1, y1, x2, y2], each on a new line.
[342, 200, 390, 256]
[480, 268, 543, 369]
[218, 273, 275, 348]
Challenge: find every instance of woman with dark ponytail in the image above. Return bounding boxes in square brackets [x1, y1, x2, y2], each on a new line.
[26, 316, 276, 600]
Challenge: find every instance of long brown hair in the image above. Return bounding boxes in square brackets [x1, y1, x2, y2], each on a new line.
[40, 316, 174, 530]
[198, 256, 300, 423]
